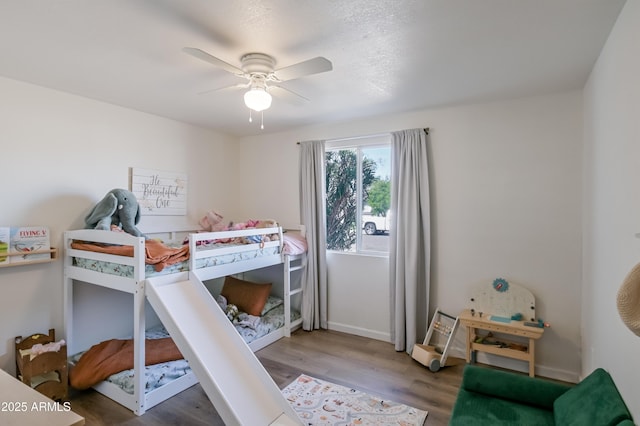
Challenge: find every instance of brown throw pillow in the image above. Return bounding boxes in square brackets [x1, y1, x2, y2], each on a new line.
[221, 276, 272, 316]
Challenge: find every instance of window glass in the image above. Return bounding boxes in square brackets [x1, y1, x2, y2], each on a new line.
[325, 136, 391, 254]
[325, 148, 358, 251]
[361, 146, 390, 253]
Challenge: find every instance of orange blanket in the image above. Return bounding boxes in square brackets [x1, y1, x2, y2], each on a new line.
[69, 337, 183, 390]
[71, 239, 189, 272]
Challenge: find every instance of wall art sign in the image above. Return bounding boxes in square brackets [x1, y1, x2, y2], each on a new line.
[130, 168, 187, 216]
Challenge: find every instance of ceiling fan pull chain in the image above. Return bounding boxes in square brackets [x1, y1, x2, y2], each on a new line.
[261, 111, 264, 130]
[249, 108, 253, 123]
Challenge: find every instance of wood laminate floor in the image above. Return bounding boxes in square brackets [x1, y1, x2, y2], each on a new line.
[68, 329, 465, 425]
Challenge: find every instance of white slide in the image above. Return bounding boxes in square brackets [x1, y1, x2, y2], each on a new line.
[145, 274, 302, 426]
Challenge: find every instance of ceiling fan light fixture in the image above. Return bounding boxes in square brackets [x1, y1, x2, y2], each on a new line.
[244, 87, 272, 112]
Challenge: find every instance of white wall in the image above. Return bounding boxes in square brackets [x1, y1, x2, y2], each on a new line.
[0, 76, 237, 373]
[236, 90, 583, 382]
[583, 1, 640, 419]
[426, 93, 583, 382]
[326, 252, 390, 341]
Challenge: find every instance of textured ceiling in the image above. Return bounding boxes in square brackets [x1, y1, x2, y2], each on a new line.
[0, 0, 626, 137]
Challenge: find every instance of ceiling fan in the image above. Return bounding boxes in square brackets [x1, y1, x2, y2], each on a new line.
[183, 47, 332, 128]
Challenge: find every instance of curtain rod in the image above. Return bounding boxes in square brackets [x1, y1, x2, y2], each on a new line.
[297, 128, 429, 144]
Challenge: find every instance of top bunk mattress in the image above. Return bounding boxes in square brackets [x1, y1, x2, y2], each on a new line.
[72, 243, 280, 278]
[66, 226, 287, 279]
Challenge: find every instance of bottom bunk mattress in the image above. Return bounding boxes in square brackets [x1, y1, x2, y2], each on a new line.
[69, 297, 300, 395]
[218, 295, 300, 344]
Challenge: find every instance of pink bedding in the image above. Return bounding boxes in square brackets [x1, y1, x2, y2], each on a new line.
[283, 232, 307, 255]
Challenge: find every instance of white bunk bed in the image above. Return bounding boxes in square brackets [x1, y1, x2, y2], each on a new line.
[63, 226, 305, 415]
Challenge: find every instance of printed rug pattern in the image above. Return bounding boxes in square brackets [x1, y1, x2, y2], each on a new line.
[282, 374, 428, 425]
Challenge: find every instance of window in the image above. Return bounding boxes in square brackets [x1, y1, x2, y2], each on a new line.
[325, 135, 391, 254]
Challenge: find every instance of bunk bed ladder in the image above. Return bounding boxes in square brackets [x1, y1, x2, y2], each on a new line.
[283, 254, 305, 337]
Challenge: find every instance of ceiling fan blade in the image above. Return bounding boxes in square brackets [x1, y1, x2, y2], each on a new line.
[198, 82, 250, 96]
[269, 85, 310, 105]
[182, 47, 243, 76]
[273, 57, 332, 82]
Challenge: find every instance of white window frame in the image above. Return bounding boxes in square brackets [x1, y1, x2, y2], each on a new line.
[325, 133, 391, 255]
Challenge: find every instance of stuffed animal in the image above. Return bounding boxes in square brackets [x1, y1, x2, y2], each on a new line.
[199, 210, 228, 232]
[256, 219, 279, 242]
[225, 304, 239, 322]
[255, 219, 278, 229]
[84, 188, 146, 238]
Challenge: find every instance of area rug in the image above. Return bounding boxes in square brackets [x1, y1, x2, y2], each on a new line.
[282, 374, 428, 425]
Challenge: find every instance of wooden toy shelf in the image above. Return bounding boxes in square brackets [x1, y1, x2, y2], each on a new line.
[0, 248, 57, 267]
[15, 328, 68, 402]
[459, 309, 544, 377]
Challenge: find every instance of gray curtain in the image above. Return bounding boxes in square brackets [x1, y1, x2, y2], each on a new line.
[299, 140, 328, 330]
[389, 128, 431, 352]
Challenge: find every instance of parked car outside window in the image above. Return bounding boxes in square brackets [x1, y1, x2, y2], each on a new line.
[362, 209, 390, 235]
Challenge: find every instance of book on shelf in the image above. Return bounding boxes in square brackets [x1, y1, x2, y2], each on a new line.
[9, 226, 51, 264]
[0, 227, 9, 265]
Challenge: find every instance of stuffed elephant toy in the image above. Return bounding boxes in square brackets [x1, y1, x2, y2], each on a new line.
[84, 188, 146, 238]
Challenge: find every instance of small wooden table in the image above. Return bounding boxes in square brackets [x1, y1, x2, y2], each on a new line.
[459, 309, 545, 377]
[0, 368, 84, 426]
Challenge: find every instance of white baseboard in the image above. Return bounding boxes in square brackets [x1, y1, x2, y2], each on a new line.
[327, 321, 391, 343]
